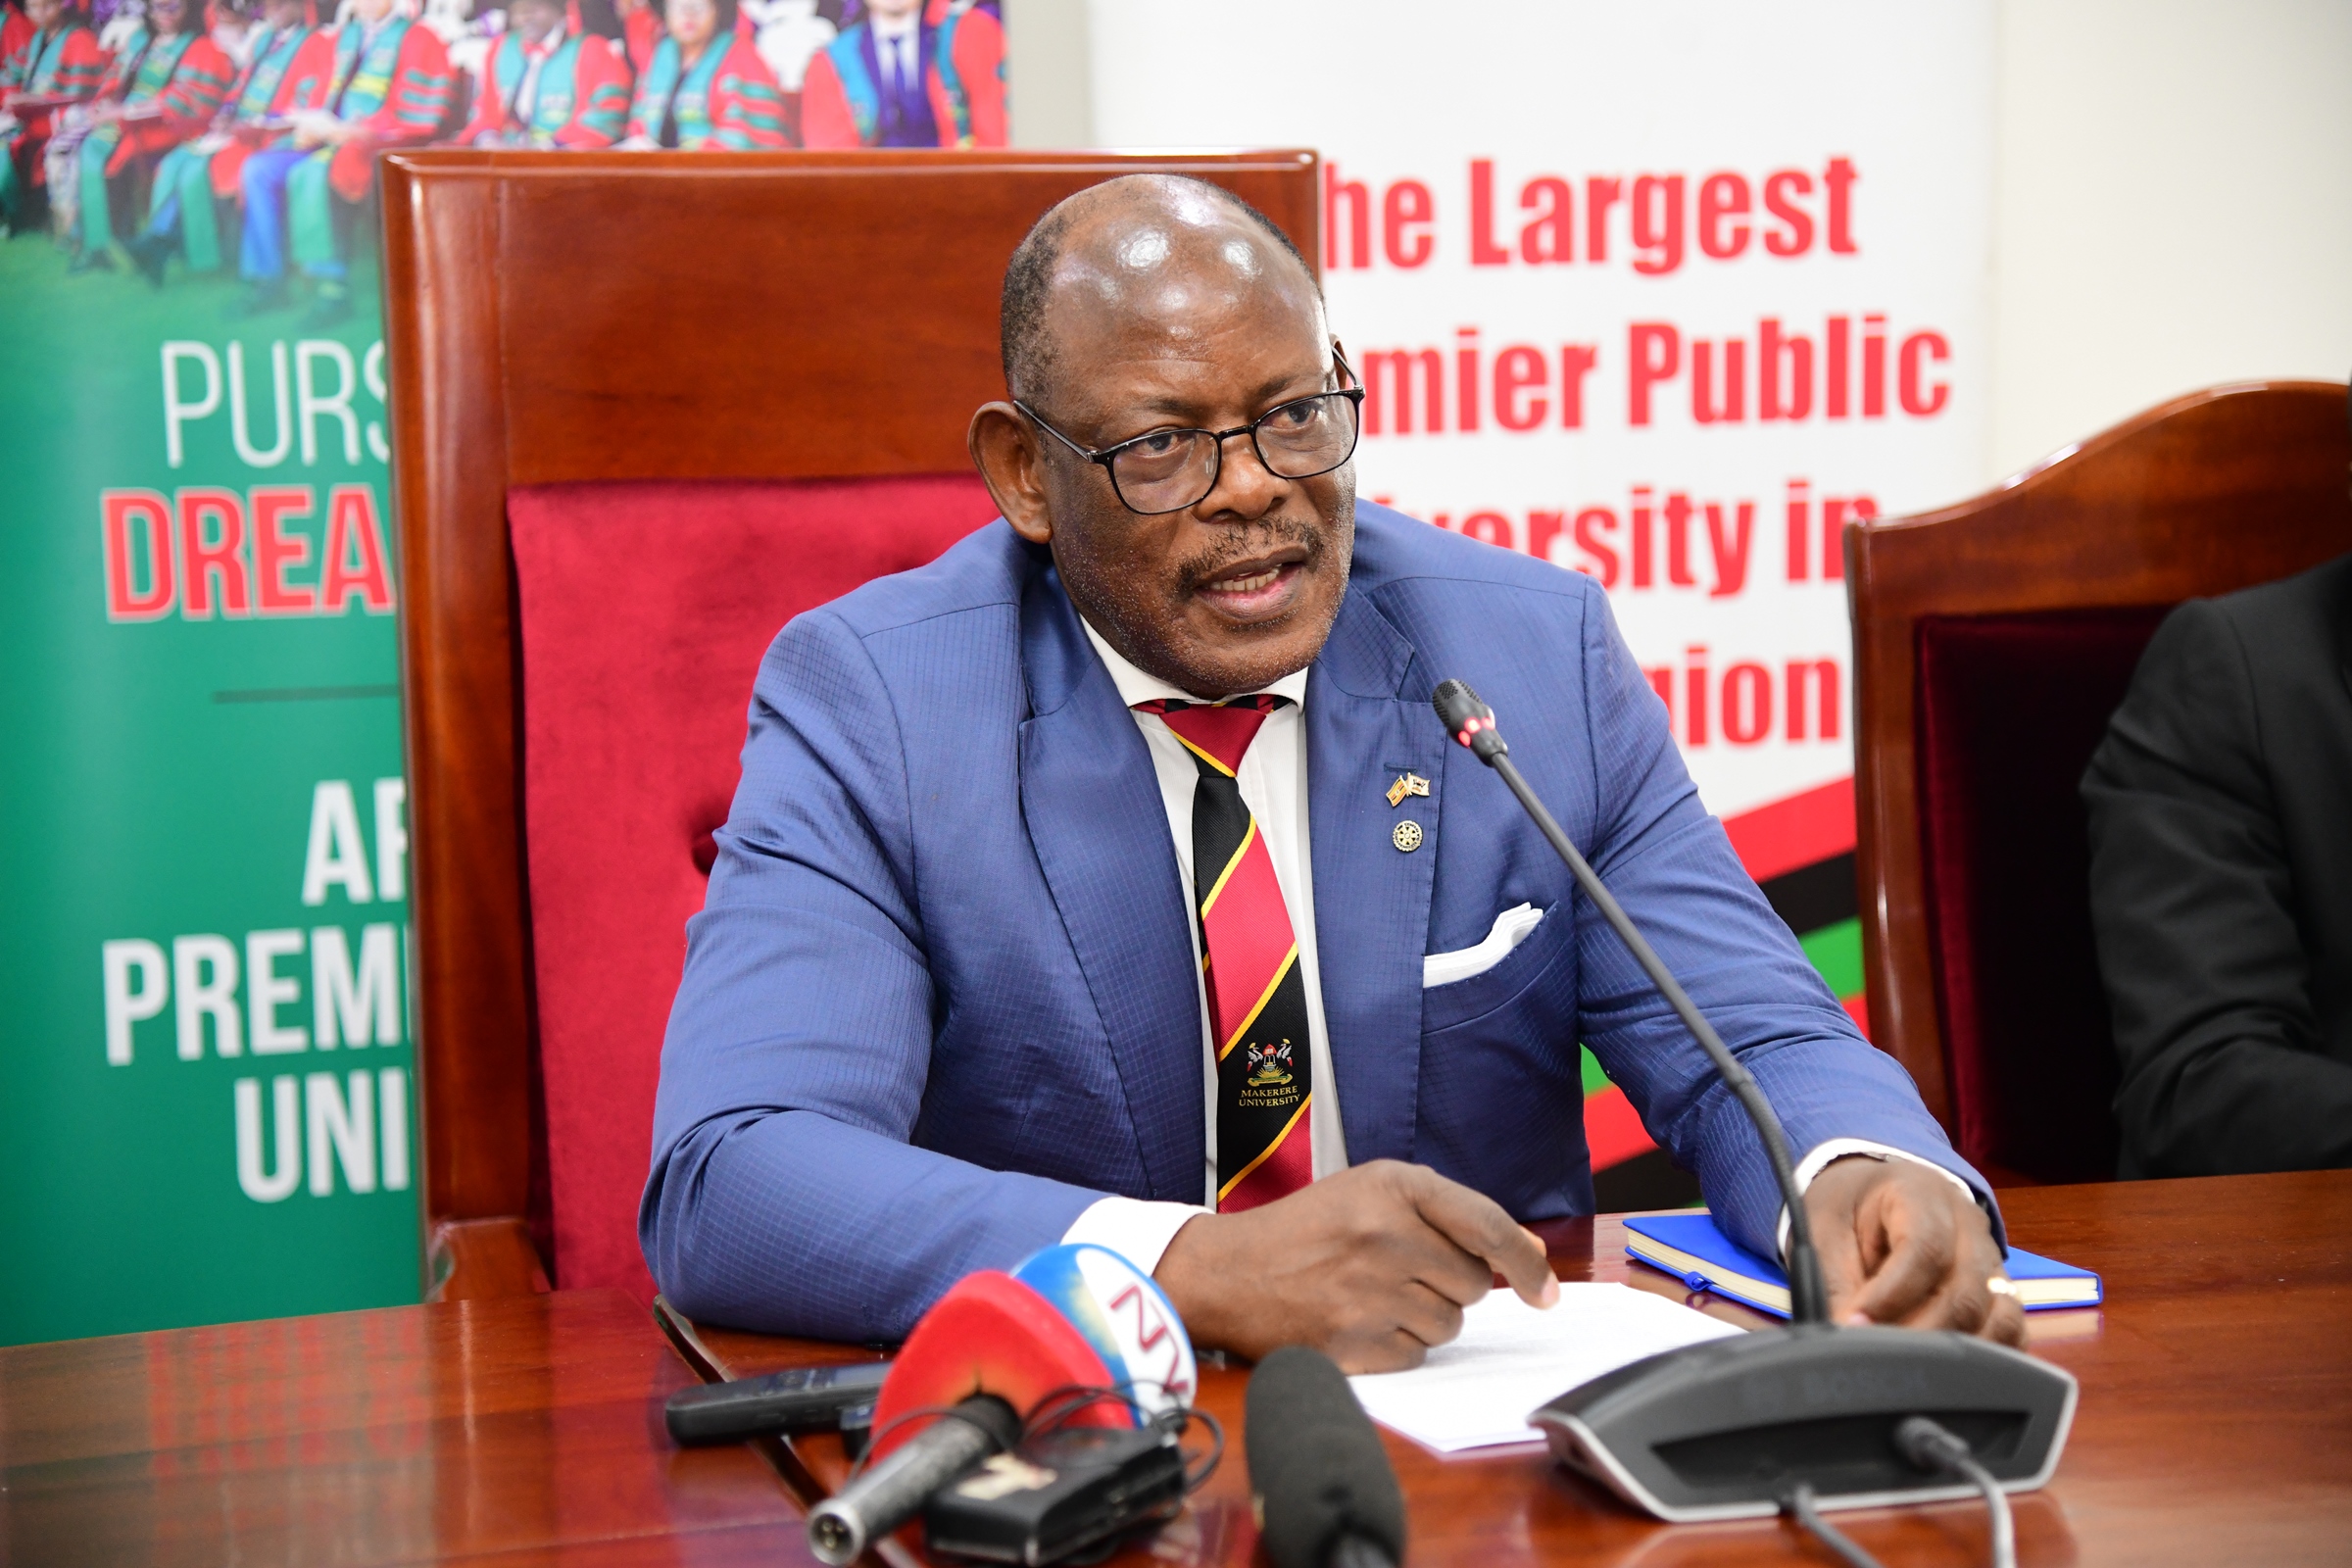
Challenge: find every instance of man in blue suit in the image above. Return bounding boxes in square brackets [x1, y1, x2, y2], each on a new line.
[643, 175, 2025, 1368]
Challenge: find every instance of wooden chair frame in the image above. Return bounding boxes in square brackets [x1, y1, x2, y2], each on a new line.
[378, 149, 1322, 1298]
[1845, 380, 2350, 1138]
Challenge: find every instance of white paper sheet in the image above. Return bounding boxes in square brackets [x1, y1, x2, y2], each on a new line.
[1347, 1283, 1743, 1453]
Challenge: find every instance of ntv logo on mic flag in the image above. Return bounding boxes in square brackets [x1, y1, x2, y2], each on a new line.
[1014, 1244, 1200, 1414]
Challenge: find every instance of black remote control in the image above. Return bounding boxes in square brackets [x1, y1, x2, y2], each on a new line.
[665, 1361, 893, 1446]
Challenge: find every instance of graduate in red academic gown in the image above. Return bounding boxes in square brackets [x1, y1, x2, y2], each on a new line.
[123, 0, 318, 280]
[612, 0, 656, 74]
[798, 0, 1000, 150]
[460, 0, 629, 148]
[67, 0, 234, 268]
[619, 0, 784, 149]
[0, 0, 108, 232]
[231, 0, 456, 324]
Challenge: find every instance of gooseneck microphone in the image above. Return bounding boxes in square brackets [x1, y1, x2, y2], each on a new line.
[1433, 678, 1828, 1323]
[1245, 1347, 1404, 1568]
[1430, 679, 2079, 1530]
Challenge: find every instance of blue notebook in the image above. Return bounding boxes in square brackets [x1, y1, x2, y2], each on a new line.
[1623, 1210, 2102, 1317]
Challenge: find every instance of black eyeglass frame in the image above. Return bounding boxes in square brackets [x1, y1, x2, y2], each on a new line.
[1015, 349, 1366, 516]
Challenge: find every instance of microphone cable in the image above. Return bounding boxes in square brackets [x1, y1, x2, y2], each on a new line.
[1896, 1417, 2017, 1568]
[1777, 1418, 2017, 1568]
[1783, 1483, 1885, 1568]
[1019, 1381, 1226, 1501]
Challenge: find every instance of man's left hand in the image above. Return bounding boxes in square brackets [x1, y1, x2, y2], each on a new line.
[1804, 1155, 2025, 1345]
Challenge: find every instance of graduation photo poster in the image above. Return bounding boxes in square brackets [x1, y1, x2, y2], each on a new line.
[0, 0, 1008, 1345]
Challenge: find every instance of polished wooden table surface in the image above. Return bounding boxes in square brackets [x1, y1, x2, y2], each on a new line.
[0, 1288, 812, 1565]
[674, 1169, 2352, 1568]
[4, 1172, 2346, 1566]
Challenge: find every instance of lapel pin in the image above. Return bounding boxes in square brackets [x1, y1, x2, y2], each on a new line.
[1393, 819, 1423, 853]
[1386, 772, 1430, 808]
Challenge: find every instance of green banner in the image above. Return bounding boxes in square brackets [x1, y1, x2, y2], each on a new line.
[2, 0, 1019, 1344]
[0, 230, 417, 1346]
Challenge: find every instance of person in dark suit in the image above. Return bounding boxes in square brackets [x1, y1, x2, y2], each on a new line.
[2083, 549, 2352, 1178]
[643, 174, 2025, 1367]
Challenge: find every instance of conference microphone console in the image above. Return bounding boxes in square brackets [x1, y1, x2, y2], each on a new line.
[1433, 679, 2076, 1537]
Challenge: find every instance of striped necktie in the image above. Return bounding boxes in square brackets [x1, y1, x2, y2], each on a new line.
[1137, 696, 1313, 1211]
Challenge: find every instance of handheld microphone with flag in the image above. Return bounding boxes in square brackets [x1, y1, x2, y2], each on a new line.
[806, 1243, 1207, 1566]
[1245, 1347, 1405, 1568]
[1431, 679, 2076, 1525]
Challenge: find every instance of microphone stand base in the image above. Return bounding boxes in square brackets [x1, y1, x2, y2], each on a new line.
[1532, 1325, 2076, 1522]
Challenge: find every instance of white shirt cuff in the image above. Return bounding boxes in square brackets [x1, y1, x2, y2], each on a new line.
[1060, 1196, 1211, 1278]
[1775, 1138, 1980, 1263]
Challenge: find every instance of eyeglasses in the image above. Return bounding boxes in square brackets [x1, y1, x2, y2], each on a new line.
[1016, 352, 1365, 516]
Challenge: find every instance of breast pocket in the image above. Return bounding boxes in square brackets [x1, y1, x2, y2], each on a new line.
[1420, 900, 1569, 1035]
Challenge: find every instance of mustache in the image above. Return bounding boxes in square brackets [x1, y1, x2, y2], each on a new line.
[1171, 517, 1327, 598]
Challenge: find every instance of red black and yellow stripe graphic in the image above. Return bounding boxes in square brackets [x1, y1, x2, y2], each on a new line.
[1588, 779, 1865, 1211]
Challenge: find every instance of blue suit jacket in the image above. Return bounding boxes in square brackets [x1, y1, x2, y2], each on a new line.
[643, 504, 1991, 1339]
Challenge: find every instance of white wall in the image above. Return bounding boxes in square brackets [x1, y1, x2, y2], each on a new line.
[1987, 0, 2352, 482]
[1004, 0, 2352, 496]
[1003, 0, 1093, 151]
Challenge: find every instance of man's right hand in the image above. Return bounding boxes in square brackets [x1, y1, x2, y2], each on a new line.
[1151, 1160, 1558, 1373]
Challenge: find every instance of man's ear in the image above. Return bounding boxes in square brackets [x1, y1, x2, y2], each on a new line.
[968, 402, 1053, 545]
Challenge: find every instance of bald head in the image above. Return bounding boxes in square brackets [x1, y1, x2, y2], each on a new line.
[1000, 174, 1319, 409]
[968, 174, 1354, 700]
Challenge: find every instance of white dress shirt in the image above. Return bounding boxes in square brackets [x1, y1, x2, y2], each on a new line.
[1053, 616, 1974, 1276]
[513, 26, 564, 127]
[1059, 618, 1350, 1273]
[868, 7, 919, 95]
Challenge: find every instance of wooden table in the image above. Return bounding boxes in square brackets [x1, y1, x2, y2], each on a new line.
[671, 1169, 2352, 1568]
[4, 1172, 2346, 1565]
[0, 1289, 814, 1565]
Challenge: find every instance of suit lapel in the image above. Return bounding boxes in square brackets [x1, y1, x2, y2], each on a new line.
[1017, 565, 1204, 1202]
[1306, 584, 1444, 1166]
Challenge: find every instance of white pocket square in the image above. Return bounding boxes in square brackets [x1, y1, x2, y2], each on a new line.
[1423, 903, 1544, 989]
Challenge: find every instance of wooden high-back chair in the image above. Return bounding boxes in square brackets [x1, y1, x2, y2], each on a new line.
[1847, 382, 2350, 1186]
[379, 149, 1321, 1301]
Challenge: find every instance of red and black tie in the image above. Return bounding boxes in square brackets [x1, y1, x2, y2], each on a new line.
[1136, 696, 1313, 1212]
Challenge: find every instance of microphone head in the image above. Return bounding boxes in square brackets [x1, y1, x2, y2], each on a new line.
[1245, 1347, 1405, 1568]
[1431, 678, 1487, 732]
[868, 1270, 1122, 1465]
[1010, 1243, 1199, 1416]
[1432, 679, 1504, 759]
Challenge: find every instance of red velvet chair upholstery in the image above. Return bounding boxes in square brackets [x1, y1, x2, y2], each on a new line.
[1912, 606, 2172, 1182]
[378, 150, 1323, 1299]
[512, 476, 997, 1298]
[1848, 382, 2351, 1187]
